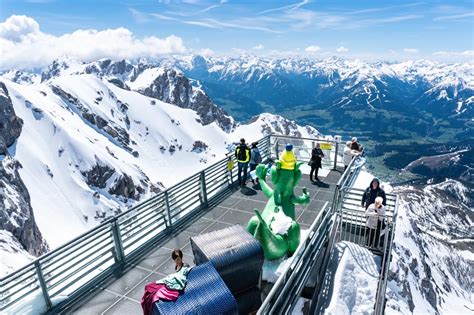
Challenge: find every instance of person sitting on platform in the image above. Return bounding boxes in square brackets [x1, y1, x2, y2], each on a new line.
[171, 248, 190, 272]
[141, 249, 191, 315]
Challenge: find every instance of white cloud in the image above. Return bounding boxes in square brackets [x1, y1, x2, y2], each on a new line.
[305, 45, 321, 53]
[336, 46, 348, 53]
[0, 15, 40, 42]
[433, 12, 474, 21]
[253, 44, 264, 50]
[0, 15, 187, 70]
[197, 48, 215, 56]
[403, 48, 419, 54]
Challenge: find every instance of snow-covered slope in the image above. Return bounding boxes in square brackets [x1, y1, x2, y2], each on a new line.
[386, 180, 473, 314]
[0, 65, 320, 275]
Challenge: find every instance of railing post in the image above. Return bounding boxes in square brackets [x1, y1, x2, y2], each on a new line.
[111, 219, 125, 264]
[200, 171, 208, 206]
[333, 141, 339, 170]
[164, 191, 173, 228]
[275, 138, 279, 159]
[34, 261, 52, 310]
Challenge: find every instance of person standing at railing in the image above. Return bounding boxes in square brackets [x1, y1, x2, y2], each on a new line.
[361, 177, 386, 209]
[309, 143, 324, 182]
[343, 141, 360, 170]
[350, 137, 363, 153]
[235, 138, 251, 186]
[249, 142, 262, 185]
[365, 197, 386, 248]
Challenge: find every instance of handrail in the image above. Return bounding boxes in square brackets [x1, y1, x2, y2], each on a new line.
[375, 193, 399, 315]
[258, 202, 333, 315]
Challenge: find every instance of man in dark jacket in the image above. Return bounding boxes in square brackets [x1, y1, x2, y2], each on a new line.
[309, 143, 324, 182]
[361, 177, 387, 209]
[235, 138, 251, 186]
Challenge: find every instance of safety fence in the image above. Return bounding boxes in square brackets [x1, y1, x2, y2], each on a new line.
[257, 202, 333, 314]
[329, 187, 398, 315]
[269, 134, 344, 170]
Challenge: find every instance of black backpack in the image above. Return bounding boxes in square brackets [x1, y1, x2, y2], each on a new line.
[237, 145, 247, 161]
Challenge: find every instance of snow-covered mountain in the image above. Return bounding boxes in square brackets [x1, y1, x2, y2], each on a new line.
[387, 179, 473, 314]
[169, 55, 473, 141]
[0, 59, 321, 275]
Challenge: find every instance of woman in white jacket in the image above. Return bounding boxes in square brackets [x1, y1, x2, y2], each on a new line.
[365, 196, 385, 248]
[343, 141, 360, 170]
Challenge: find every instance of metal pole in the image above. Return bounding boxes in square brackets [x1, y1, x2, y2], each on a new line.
[275, 138, 279, 159]
[333, 141, 339, 170]
[164, 191, 172, 228]
[266, 134, 272, 160]
[200, 171, 208, 206]
[35, 261, 52, 310]
[111, 219, 125, 264]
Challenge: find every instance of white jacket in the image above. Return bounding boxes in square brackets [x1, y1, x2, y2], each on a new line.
[365, 204, 386, 229]
[343, 146, 358, 166]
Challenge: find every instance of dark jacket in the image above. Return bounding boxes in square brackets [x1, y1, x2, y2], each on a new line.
[351, 142, 361, 152]
[310, 147, 324, 169]
[361, 178, 387, 209]
[235, 144, 251, 163]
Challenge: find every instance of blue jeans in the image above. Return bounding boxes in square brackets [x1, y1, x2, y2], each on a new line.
[237, 162, 248, 185]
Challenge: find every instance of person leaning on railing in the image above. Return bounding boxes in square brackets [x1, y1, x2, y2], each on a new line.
[365, 197, 386, 248]
[343, 141, 360, 170]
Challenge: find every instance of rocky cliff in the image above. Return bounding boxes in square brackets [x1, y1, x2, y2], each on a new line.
[0, 82, 49, 257]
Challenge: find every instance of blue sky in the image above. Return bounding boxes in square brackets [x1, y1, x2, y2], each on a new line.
[0, 0, 473, 68]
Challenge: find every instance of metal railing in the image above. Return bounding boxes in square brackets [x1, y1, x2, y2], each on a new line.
[258, 203, 333, 315]
[269, 135, 344, 170]
[327, 187, 399, 315]
[0, 135, 273, 313]
[257, 149, 368, 315]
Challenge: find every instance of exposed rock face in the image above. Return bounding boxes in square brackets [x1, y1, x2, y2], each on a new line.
[108, 174, 144, 201]
[0, 82, 23, 154]
[136, 68, 235, 132]
[0, 156, 49, 256]
[191, 140, 208, 153]
[0, 83, 48, 257]
[81, 163, 115, 189]
[51, 85, 131, 148]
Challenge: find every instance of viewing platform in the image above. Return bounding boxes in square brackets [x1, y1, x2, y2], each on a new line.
[0, 135, 398, 315]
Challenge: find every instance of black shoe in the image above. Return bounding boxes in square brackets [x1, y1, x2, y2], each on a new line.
[315, 177, 320, 181]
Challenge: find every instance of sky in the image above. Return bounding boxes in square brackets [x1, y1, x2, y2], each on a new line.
[0, 0, 473, 70]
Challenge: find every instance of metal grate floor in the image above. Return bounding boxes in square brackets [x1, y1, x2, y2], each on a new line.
[69, 169, 343, 315]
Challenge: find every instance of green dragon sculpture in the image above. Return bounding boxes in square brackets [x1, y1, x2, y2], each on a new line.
[246, 144, 310, 260]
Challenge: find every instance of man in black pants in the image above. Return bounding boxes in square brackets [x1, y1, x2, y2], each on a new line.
[309, 143, 324, 182]
[235, 138, 251, 186]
